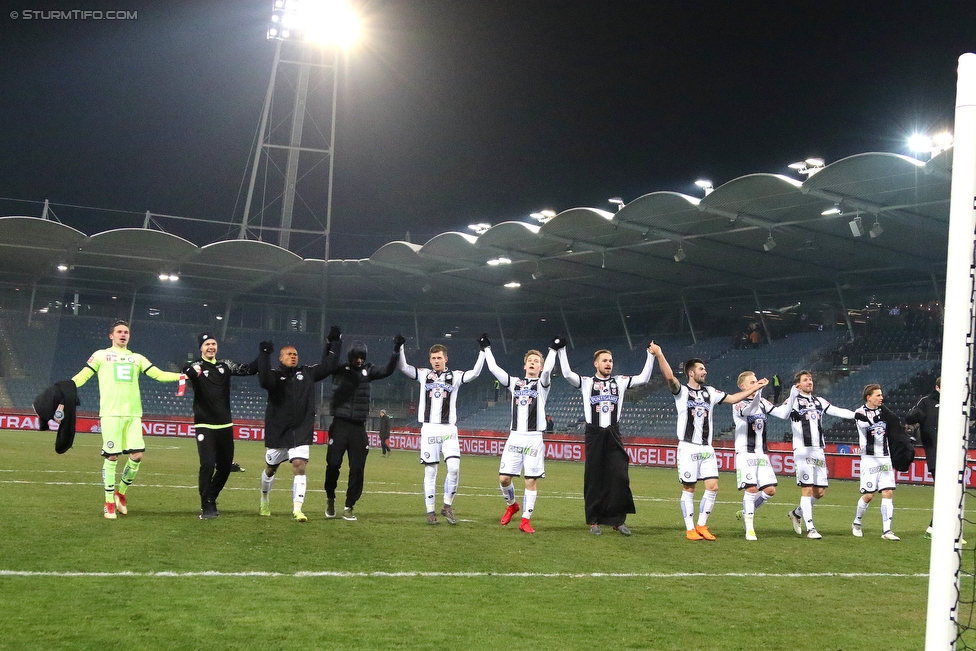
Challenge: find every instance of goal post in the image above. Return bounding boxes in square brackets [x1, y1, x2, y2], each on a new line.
[926, 52, 976, 651]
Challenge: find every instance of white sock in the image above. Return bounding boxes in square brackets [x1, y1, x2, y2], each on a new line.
[881, 497, 894, 532]
[443, 457, 460, 506]
[680, 491, 695, 529]
[854, 496, 869, 524]
[800, 496, 814, 531]
[424, 464, 438, 512]
[523, 489, 538, 520]
[292, 475, 306, 510]
[697, 489, 717, 527]
[500, 483, 516, 505]
[743, 490, 757, 517]
[261, 470, 274, 500]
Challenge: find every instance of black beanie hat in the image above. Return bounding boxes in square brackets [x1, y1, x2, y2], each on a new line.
[198, 332, 216, 348]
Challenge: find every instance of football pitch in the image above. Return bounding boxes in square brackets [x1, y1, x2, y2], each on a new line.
[0, 429, 948, 650]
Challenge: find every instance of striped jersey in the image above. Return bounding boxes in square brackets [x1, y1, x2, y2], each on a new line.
[485, 348, 555, 433]
[854, 405, 890, 457]
[772, 393, 855, 449]
[558, 348, 655, 429]
[732, 394, 774, 453]
[673, 384, 727, 446]
[398, 349, 484, 425]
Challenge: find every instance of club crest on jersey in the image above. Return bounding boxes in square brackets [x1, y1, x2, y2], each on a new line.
[296, 373, 304, 380]
[203, 370, 209, 377]
[361, 369, 368, 377]
[218, 367, 225, 374]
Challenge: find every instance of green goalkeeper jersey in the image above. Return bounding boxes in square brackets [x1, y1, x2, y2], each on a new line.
[72, 347, 181, 417]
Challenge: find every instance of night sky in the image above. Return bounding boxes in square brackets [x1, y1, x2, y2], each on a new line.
[1, 1, 973, 259]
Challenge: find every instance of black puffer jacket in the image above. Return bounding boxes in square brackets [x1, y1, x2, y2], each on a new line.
[258, 343, 337, 448]
[906, 390, 940, 454]
[330, 351, 398, 424]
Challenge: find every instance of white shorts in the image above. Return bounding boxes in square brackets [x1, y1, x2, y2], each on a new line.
[265, 445, 310, 466]
[735, 451, 778, 490]
[677, 442, 719, 484]
[420, 423, 459, 465]
[499, 431, 546, 479]
[794, 447, 828, 487]
[858, 455, 896, 493]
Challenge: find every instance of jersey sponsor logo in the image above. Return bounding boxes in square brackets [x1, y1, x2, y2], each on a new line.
[869, 422, 886, 437]
[803, 456, 826, 468]
[589, 394, 619, 405]
[114, 363, 136, 382]
[690, 451, 712, 461]
[424, 381, 454, 393]
[106, 353, 118, 362]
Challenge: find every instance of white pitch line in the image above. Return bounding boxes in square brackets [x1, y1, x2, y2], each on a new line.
[0, 570, 929, 579]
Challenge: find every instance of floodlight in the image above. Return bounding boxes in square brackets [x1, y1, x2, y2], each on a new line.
[869, 220, 883, 238]
[56, 264, 68, 271]
[468, 223, 491, 234]
[933, 132, 954, 149]
[504, 281, 521, 289]
[268, 0, 360, 47]
[694, 180, 713, 196]
[908, 133, 932, 153]
[848, 217, 863, 237]
[673, 245, 686, 262]
[821, 204, 842, 216]
[763, 233, 777, 252]
[487, 257, 511, 266]
[608, 197, 625, 211]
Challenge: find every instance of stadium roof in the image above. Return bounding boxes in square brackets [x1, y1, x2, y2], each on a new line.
[0, 150, 952, 321]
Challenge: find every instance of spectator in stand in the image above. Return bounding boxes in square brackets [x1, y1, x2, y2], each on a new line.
[545, 414, 555, 433]
[772, 374, 782, 404]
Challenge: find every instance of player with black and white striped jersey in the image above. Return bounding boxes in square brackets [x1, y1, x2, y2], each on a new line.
[397, 338, 484, 525]
[850, 383, 901, 541]
[653, 348, 767, 541]
[481, 334, 556, 534]
[556, 337, 656, 536]
[731, 371, 777, 541]
[771, 370, 856, 539]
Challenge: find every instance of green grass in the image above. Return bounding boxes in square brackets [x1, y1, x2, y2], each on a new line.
[0, 429, 943, 650]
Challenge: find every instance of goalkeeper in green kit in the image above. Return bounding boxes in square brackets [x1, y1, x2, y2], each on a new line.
[72, 320, 183, 519]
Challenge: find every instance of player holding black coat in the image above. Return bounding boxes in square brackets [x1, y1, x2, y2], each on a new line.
[182, 332, 257, 520]
[324, 327, 399, 522]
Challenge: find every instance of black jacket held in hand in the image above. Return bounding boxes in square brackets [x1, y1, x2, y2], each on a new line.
[258, 343, 338, 448]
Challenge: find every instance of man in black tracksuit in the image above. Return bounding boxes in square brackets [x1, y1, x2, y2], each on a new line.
[257, 334, 339, 521]
[182, 333, 257, 520]
[906, 376, 940, 535]
[324, 330, 399, 521]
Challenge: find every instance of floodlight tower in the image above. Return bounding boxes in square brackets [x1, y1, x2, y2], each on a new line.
[239, 0, 360, 258]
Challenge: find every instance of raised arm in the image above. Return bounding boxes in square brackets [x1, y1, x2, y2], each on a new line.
[768, 385, 800, 420]
[145, 365, 182, 383]
[552, 336, 581, 388]
[650, 342, 679, 394]
[483, 344, 512, 387]
[540, 348, 556, 387]
[397, 343, 418, 380]
[741, 389, 765, 415]
[257, 341, 277, 390]
[722, 378, 769, 405]
[824, 401, 856, 420]
[627, 344, 656, 388]
[461, 349, 485, 384]
[368, 337, 401, 381]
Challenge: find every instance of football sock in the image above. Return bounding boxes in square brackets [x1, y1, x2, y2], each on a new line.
[800, 496, 814, 531]
[680, 491, 695, 530]
[500, 483, 516, 505]
[697, 489, 717, 526]
[443, 457, 460, 506]
[102, 458, 117, 503]
[854, 496, 869, 524]
[118, 458, 140, 495]
[292, 475, 306, 508]
[523, 489, 537, 520]
[881, 497, 894, 532]
[424, 464, 438, 512]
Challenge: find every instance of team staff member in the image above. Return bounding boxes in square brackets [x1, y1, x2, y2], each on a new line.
[906, 377, 940, 536]
[557, 337, 656, 536]
[72, 319, 183, 519]
[482, 335, 556, 534]
[324, 330, 399, 522]
[182, 332, 257, 520]
[258, 335, 338, 522]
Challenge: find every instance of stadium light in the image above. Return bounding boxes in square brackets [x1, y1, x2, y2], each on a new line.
[530, 209, 556, 223]
[763, 233, 777, 252]
[486, 257, 512, 266]
[849, 215, 863, 237]
[908, 131, 953, 159]
[694, 180, 713, 196]
[821, 204, 842, 216]
[788, 158, 825, 177]
[468, 223, 491, 234]
[869, 219, 883, 238]
[673, 245, 686, 262]
[608, 197, 625, 211]
[504, 281, 521, 289]
[56, 264, 68, 272]
[268, 0, 361, 47]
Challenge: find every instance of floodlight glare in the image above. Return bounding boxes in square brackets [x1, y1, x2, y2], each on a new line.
[821, 205, 842, 216]
[504, 281, 521, 289]
[268, 0, 360, 47]
[487, 257, 512, 266]
[468, 223, 491, 234]
[56, 264, 69, 271]
[933, 131, 954, 149]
